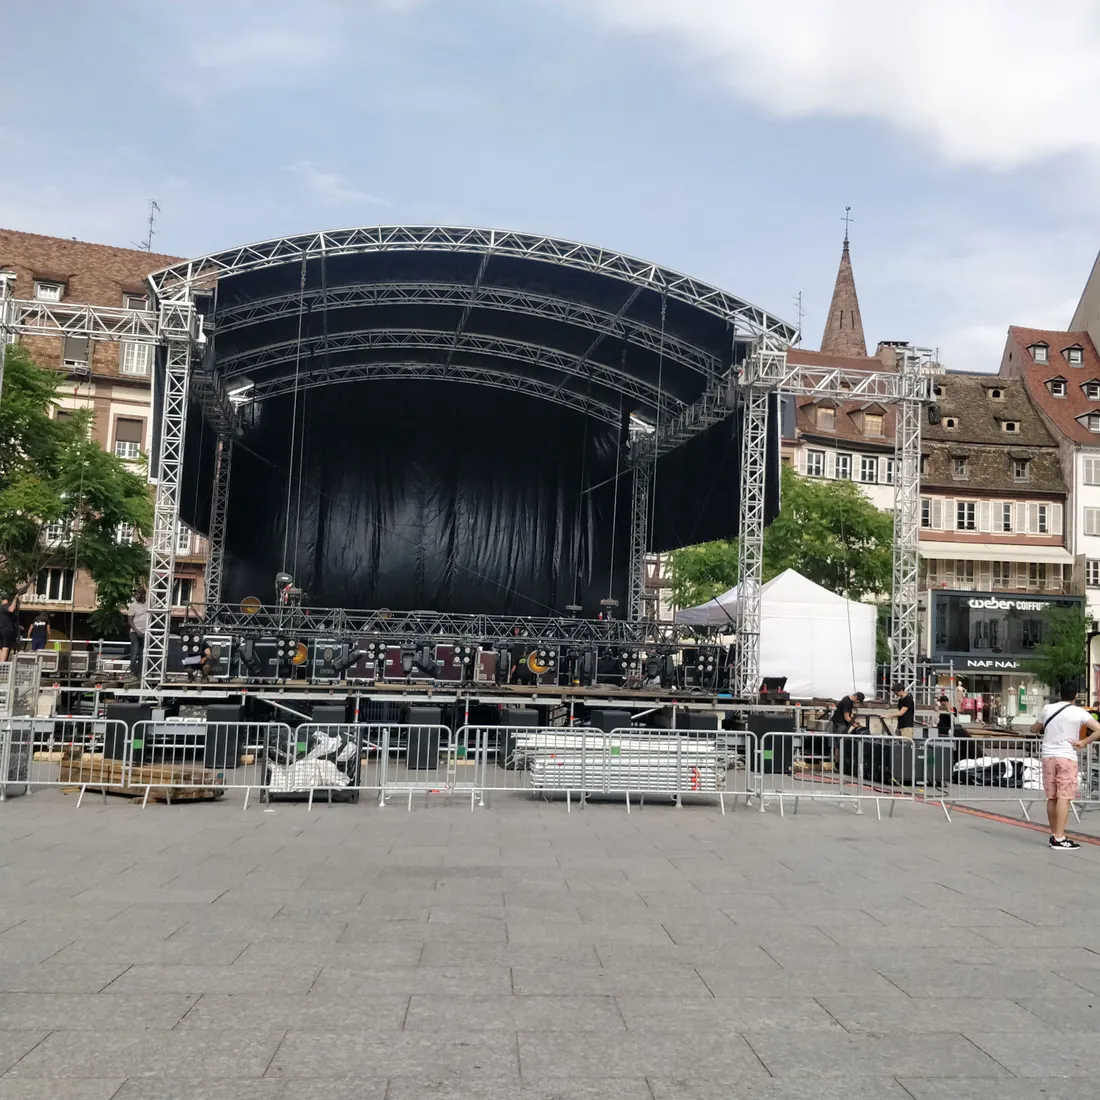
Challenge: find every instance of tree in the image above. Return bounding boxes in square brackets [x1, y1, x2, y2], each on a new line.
[669, 465, 894, 609]
[1026, 606, 1087, 695]
[0, 345, 153, 633]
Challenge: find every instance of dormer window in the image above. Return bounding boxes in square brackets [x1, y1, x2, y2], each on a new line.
[933, 384, 944, 397]
[863, 412, 883, 436]
[1014, 458, 1031, 481]
[816, 405, 836, 431]
[1001, 420, 1020, 433]
[34, 280, 63, 302]
[1089, 415, 1100, 433]
[1085, 381, 1100, 400]
[1066, 346, 1084, 365]
[1030, 343, 1049, 363]
[1049, 378, 1067, 398]
[952, 457, 969, 479]
[943, 416, 958, 430]
[988, 387, 1004, 401]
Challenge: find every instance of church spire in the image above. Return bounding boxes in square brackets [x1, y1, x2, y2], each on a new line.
[820, 211, 867, 357]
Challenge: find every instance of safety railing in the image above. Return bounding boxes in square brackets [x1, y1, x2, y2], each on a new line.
[755, 731, 919, 818]
[0, 716, 128, 802]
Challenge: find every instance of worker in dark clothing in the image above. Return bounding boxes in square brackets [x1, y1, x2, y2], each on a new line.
[885, 682, 916, 737]
[27, 614, 50, 652]
[936, 694, 954, 737]
[0, 594, 19, 662]
[831, 691, 866, 735]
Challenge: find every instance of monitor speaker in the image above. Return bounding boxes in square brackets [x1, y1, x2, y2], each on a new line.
[103, 703, 152, 762]
[204, 704, 244, 771]
[404, 706, 442, 770]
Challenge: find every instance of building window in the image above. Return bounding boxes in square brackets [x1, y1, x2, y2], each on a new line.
[1087, 560, 1100, 587]
[863, 412, 883, 436]
[943, 417, 957, 430]
[1086, 382, 1100, 400]
[62, 336, 89, 370]
[956, 501, 976, 531]
[835, 453, 851, 480]
[993, 561, 1013, 588]
[1029, 562, 1049, 590]
[172, 577, 195, 608]
[1089, 415, 1100, 433]
[120, 341, 152, 376]
[1049, 379, 1067, 398]
[1001, 503, 1013, 533]
[43, 520, 68, 545]
[1036, 504, 1049, 534]
[919, 454, 928, 475]
[806, 450, 825, 477]
[1067, 347, 1084, 365]
[1086, 507, 1100, 536]
[989, 388, 1004, 401]
[884, 457, 895, 485]
[816, 406, 836, 431]
[176, 525, 193, 555]
[921, 498, 931, 528]
[1085, 456, 1100, 485]
[1030, 344, 1049, 363]
[952, 457, 969, 479]
[859, 456, 878, 483]
[956, 559, 975, 586]
[123, 293, 148, 310]
[113, 417, 144, 460]
[34, 567, 74, 602]
[1013, 458, 1030, 481]
[116, 523, 134, 545]
[1001, 420, 1020, 433]
[34, 281, 63, 302]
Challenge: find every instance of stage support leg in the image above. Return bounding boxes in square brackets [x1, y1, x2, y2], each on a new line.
[733, 376, 770, 699]
[142, 302, 197, 691]
[205, 437, 233, 609]
[627, 453, 652, 622]
[0, 272, 16, 402]
[890, 348, 924, 691]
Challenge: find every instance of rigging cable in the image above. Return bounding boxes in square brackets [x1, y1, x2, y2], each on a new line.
[280, 254, 308, 575]
[648, 293, 667, 541]
[606, 390, 624, 600]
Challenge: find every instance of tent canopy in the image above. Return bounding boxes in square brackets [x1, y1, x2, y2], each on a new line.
[676, 569, 877, 700]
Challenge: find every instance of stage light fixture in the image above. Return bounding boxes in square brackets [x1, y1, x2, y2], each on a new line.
[400, 642, 438, 677]
[239, 638, 263, 676]
[332, 647, 365, 675]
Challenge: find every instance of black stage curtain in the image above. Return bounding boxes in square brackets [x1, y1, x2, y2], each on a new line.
[180, 383, 778, 615]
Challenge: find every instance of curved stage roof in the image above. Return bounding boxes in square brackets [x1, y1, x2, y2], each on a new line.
[151, 225, 796, 433]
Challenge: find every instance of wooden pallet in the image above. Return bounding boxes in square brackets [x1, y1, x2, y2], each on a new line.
[58, 754, 225, 802]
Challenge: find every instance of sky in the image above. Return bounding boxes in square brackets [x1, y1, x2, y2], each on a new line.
[2, 0, 1098, 369]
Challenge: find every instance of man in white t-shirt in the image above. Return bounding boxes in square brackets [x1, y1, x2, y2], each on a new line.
[1031, 682, 1100, 851]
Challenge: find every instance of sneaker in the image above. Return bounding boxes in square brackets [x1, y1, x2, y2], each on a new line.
[1050, 836, 1081, 850]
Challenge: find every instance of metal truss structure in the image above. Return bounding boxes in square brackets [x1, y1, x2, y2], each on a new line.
[203, 601, 709, 647]
[214, 282, 724, 378]
[148, 226, 799, 347]
[735, 346, 935, 699]
[205, 439, 233, 607]
[628, 429, 653, 622]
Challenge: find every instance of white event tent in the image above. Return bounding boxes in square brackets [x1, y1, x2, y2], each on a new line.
[675, 568, 876, 700]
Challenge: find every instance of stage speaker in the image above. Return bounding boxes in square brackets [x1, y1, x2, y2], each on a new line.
[500, 706, 539, 768]
[104, 703, 152, 762]
[586, 708, 625, 734]
[922, 742, 955, 787]
[685, 712, 719, 732]
[312, 703, 350, 725]
[404, 706, 442, 770]
[204, 704, 244, 771]
[888, 742, 917, 785]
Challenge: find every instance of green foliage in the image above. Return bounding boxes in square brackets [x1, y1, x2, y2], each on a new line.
[1026, 605, 1088, 694]
[669, 465, 894, 609]
[0, 345, 153, 633]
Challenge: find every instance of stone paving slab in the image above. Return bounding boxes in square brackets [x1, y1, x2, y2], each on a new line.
[3, 789, 1100, 1097]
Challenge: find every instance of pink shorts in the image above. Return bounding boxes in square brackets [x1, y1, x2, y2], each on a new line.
[1042, 757, 1078, 799]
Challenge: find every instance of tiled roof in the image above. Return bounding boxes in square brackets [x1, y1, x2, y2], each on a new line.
[924, 373, 1054, 447]
[999, 326, 1100, 446]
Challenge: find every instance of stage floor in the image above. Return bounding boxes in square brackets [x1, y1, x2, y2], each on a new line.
[0, 792, 1096, 1097]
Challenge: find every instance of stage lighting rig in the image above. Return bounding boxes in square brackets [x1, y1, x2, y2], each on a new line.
[238, 638, 263, 677]
[275, 636, 307, 677]
[400, 642, 439, 678]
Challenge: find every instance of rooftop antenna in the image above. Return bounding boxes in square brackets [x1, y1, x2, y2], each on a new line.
[842, 204, 854, 246]
[792, 290, 804, 346]
[134, 199, 160, 252]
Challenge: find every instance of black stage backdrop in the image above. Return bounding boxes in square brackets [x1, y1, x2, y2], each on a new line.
[179, 382, 778, 615]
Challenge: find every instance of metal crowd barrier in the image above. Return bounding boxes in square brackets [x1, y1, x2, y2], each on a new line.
[755, 731, 919, 819]
[460, 725, 755, 813]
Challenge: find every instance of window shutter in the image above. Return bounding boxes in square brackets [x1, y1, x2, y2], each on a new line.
[977, 561, 991, 589]
[944, 498, 955, 530]
[931, 498, 943, 530]
[1052, 503, 1063, 536]
[1027, 503, 1040, 534]
[114, 418, 144, 444]
[1017, 562, 1029, 587]
[1016, 502, 1027, 533]
[978, 501, 991, 533]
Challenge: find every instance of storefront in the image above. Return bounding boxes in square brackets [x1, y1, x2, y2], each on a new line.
[927, 590, 1084, 725]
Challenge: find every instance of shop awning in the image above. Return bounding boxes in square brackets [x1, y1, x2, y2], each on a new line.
[919, 541, 1073, 565]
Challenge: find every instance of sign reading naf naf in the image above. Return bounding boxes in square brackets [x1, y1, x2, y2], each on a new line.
[930, 589, 1083, 666]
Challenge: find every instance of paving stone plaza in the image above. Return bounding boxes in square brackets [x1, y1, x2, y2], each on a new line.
[1, 792, 1099, 1098]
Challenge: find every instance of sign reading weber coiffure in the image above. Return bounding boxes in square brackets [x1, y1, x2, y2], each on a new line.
[930, 589, 1083, 671]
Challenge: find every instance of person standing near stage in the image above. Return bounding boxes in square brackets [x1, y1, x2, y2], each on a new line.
[1033, 683, 1100, 851]
[884, 682, 916, 737]
[26, 613, 50, 652]
[831, 691, 865, 735]
[126, 587, 148, 678]
[0, 594, 20, 662]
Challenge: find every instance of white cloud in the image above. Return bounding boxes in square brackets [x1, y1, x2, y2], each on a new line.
[284, 161, 389, 208]
[567, 0, 1100, 171]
